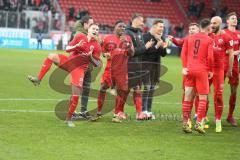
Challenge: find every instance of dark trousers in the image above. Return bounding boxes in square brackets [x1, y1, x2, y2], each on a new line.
[37, 41, 42, 49]
[142, 85, 155, 112]
[141, 62, 159, 112]
[80, 69, 91, 112]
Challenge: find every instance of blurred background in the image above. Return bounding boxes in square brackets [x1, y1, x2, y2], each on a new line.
[0, 0, 239, 51]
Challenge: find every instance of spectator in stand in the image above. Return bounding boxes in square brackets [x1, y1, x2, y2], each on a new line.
[28, 0, 35, 7]
[36, 0, 41, 7]
[210, 7, 217, 17]
[62, 30, 69, 50]
[36, 32, 43, 50]
[0, 0, 4, 10]
[37, 19, 44, 32]
[68, 5, 75, 20]
[20, 12, 26, 28]
[7, 13, 17, 28]
[3, 0, 9, 10]
[220, 4, 228, 18]
[53, 11, 60, 30]
[187, 0, 197, 17]
[9, 0, 18, 11]
[76, 8, 89, 20]
[212, 0, 221, 9]
[0, 12, 6, 27]
[67, 20, 75, 32]
[175, 23, 184, 38]
[196, 0, 205, 18]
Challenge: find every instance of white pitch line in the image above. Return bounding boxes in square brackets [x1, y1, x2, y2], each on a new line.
[0, 98, 63, 101]
[0, 98, 182, 105]
[0, 98, 97, 101]
[0, 98, 233, 106]
[0, 109, 54, 113]
[0, 98, 230, 105]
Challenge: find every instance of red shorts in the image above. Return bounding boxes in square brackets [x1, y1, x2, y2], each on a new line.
[185, 71, 209, 95]
[101, 67, 112, 87]
[182, 75, 197, 92]
[112, 73, 128, 91]
[70, 67, 85, 87]
[209, 69, 224, 94]
[58, 54, 85, 87]
[224, 67, 239, 86]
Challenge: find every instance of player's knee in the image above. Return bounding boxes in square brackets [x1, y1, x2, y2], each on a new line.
[184, 90, 194, 100]
[198, 94, 207, 100]
[184, 95, 192, 101]
[48, 53, 59, 63]
[48, 53, 56, 60]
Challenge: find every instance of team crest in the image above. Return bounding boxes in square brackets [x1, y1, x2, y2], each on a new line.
[218, 39, 224, 44]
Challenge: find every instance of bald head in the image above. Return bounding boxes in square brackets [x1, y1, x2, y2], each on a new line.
[211, 16, 222, 34]
[211, 16, 222, 24]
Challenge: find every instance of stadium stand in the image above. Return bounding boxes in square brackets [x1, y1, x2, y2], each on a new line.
[59, 0, 186, 26]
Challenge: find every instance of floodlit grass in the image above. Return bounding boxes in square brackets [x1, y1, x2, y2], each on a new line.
[0, 48, 239, 160]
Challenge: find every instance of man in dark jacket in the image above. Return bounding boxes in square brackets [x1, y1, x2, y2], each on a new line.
[142, 19, 167, 119]
[125, 13, 155, 119]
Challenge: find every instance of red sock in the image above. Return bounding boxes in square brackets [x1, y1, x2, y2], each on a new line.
[214, 93, 223, 120]
[182, 101, 192, 123]
[194, 95, 199, 115]
[115, 90, 128, 114]
[197, 100, 207, 123]
[115, 95, 122, 114]
[119, 91, 128, 112]
[37, 58, 53, 80]
[97, 91, 106, 112]
[67, 95, 79, 120]
[228, 94, 236, 118]
[133, 91, 142, 113]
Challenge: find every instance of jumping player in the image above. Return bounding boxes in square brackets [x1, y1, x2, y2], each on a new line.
[28, 24, 102, 127]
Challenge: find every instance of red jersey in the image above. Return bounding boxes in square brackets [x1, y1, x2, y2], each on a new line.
[224, 29, 240, 69]
[181, 32, 214, 72]
[66, 34, 101, 70]
[102, 34, 132, 74]
[210, 32, 233, 69]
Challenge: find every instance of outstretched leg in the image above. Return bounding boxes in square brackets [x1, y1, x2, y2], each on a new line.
[28, 54, 65, 86]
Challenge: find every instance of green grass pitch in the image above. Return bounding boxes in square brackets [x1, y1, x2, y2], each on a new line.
[0, 48, 239, 160]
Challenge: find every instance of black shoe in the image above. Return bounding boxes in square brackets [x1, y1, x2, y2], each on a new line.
[79, 111, 92, 119]
[71, 112, 83, 120]
[71, 112, 79, 120]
